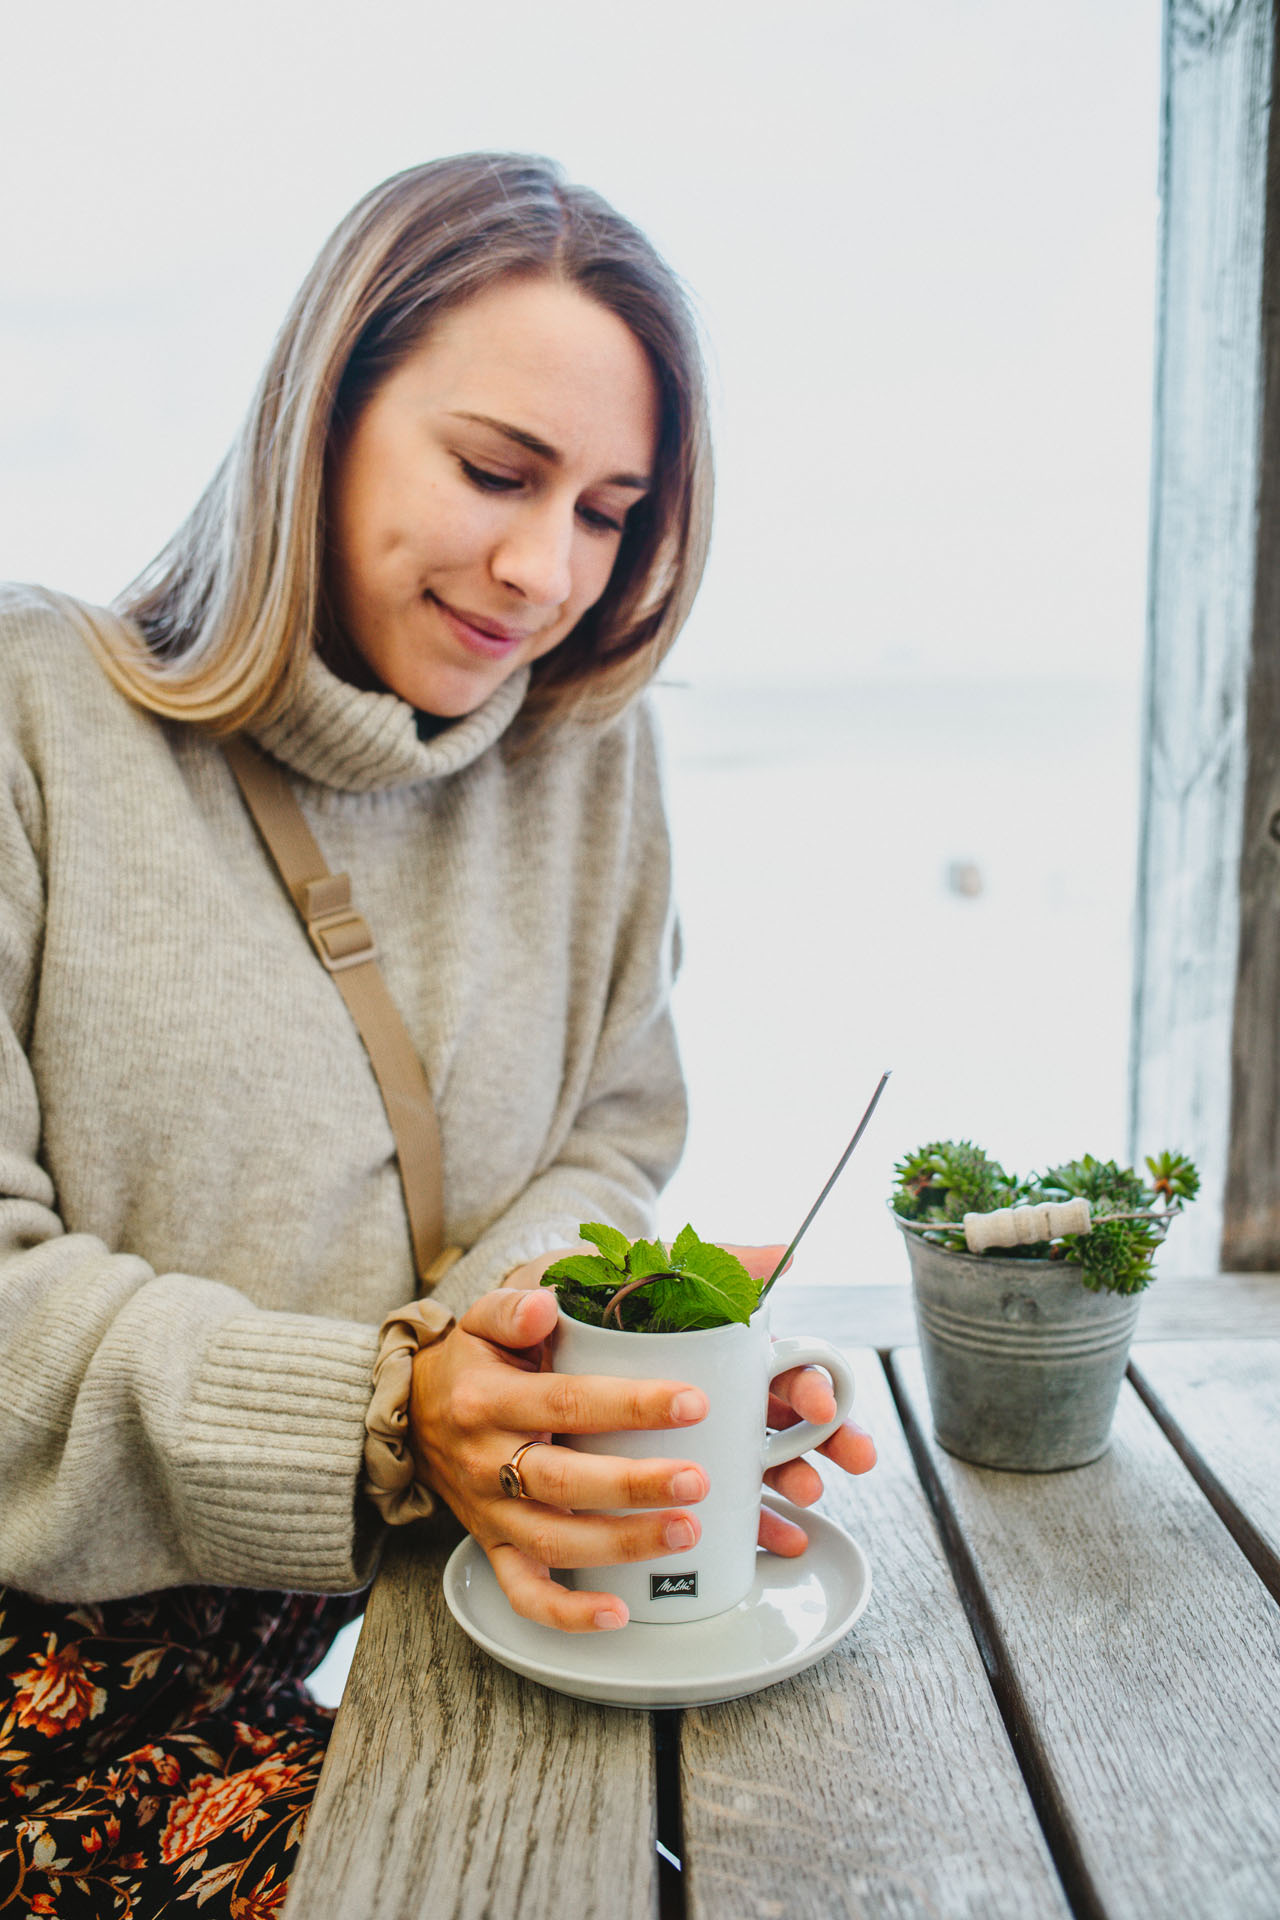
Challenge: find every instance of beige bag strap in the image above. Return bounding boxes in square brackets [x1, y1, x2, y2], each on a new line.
[223, 735, 462, 1294]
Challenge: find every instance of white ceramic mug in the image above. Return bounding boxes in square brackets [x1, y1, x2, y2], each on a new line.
[551, 1306, 856, 1623]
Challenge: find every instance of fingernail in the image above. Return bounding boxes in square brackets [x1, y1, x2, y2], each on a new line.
[665, 1517, 697, 1550]
[594, 1609, 627, 1631]
[671, 1469, 705, 1501]
[670, 1390, 706, 1423]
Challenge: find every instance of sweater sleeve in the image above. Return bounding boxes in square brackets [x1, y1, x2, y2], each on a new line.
[430, 699, 688, 1312]
[0, 736, 383, 1602]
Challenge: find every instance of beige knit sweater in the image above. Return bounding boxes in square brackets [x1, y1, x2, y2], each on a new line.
[0, 584, 686, 1601]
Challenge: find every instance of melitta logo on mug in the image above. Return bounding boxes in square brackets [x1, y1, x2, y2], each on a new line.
[650, 1572, 698, 1598]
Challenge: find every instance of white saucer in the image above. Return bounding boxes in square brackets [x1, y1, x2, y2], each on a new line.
[441, 1493, 872, 1710]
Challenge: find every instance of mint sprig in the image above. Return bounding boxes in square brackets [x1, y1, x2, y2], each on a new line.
[542, 1223, 760, 1332]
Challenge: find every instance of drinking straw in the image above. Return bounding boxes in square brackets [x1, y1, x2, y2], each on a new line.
[758, 1070, 892, 1304]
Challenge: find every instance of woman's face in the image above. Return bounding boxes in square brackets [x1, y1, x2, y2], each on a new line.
[327, 275, 660, 717]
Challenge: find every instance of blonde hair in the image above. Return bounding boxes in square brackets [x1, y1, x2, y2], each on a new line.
[81, 154, 713, 736]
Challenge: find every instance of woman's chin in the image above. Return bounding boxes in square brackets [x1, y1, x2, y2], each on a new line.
[407, 664, 511, 719]
[368, 643, 520, 719]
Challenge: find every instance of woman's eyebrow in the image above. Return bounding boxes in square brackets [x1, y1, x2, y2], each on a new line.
[446, 410, 651, 491]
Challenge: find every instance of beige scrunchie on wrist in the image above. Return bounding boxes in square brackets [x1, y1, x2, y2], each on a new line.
[362, 1298, 456, 1524]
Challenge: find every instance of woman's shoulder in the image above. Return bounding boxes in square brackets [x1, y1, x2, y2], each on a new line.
[0, 583, 139, 714]
[0, 581, 107, 672]
[0, 585, 164, 797]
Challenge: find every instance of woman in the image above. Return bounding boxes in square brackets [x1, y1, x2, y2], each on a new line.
[0, 154, 874, 1916]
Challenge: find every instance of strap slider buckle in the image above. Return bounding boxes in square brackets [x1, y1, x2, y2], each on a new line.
[297, 875, 378, 973]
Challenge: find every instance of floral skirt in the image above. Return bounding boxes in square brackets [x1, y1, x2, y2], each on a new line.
[0, 1583, 366, 1919]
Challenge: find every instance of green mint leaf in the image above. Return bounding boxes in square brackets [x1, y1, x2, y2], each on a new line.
[644, 1273, 715, 1331]
[626, 1237, 672, 1280]
[578, 1222, 631, 1270]
[667, 1235, 759, 1325]
[669, 1223, 701, 1267]
[541, 1254, 622, 1291]
[672, 1235, 759, 1304]
[643, 1269, 751, 1331]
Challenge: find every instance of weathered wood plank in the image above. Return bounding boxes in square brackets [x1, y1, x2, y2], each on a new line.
[772, 1272, 1280, 1351]
[284, 1527, 657, 1920]
[1129, 1337, 1280, 1595]
[893, 1347, 1280, 1919]
[1227, 0, 1280, 1266]
[1131, 0, 1280, 1269]
[678, 1350, 1069, 1920]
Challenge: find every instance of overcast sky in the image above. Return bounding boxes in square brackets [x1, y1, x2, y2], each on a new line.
[0, 0, 1161, 685]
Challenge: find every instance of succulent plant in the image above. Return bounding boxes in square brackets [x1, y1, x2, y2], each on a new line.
[890, 1143, 1199, 1294]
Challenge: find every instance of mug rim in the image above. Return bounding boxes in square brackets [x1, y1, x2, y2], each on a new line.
[553, 1304, 766, 1342]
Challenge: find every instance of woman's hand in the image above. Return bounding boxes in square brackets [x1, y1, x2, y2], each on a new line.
[718, 1244, 878, 1557]
[407, 1286, 710, 1633]
[503, 1242, 878, 1559]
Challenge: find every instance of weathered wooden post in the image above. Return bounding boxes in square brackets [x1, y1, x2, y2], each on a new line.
[1132, 0, 1280, 1272]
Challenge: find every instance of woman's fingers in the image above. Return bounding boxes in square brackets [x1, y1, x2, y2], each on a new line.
[487, 1544, 630, 1634]
[770, 1363, 836, 1424]
[490, 1502, 701, 1571]
[765, 1402, 877, 1476]
[460, 1285, 559, 1351]
[510, 1443, 708, 1513]
[768, 1365, 877, 1476]
[821, 1422, 877, 1474]
[488, 1503, 810, 1629]
[716, 1243, 789, 1281]
[457, 1367, 708, 1438]
[763, 1455, 825, 1506]
[758, 1503, 809, 1556]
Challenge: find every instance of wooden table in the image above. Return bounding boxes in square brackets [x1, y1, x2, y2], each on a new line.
[285, 1278, 1280, 1920]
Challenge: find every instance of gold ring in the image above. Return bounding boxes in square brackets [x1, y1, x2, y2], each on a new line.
[499, 1439, 550, 1500]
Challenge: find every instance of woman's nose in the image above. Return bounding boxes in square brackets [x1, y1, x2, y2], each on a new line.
[492, 501, 575, 609]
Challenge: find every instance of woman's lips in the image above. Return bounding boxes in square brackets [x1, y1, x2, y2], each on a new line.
[431, 595, 529, 660]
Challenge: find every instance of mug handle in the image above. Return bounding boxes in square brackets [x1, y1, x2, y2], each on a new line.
[762, 1337, 856, 1469]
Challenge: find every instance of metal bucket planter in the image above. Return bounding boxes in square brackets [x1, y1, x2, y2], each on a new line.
[896, 1222, 1141, 1471]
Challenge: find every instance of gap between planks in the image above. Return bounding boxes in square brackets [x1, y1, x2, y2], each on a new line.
[655, 1710, 687, 1920]
[1126, 1356, 1280, 1608]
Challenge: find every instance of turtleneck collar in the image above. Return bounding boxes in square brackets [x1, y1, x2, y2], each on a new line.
[247, 649, 531, 792]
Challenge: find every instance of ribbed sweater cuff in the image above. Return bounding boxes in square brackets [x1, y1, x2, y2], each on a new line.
[182, 1311, 383, 1591]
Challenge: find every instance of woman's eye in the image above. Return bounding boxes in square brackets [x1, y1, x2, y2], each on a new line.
[578, 504, 624, 535]
[459, 458, 521, 493]
[460, 456, 624, 534]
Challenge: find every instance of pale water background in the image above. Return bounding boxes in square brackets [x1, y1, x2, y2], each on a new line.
[654, 676, 1140, 1282]
[309, 671, 1140, 1705]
